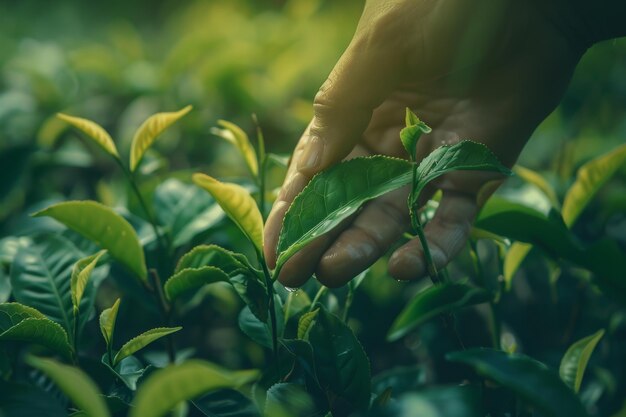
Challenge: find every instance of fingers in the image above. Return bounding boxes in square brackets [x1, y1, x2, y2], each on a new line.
[388, 190, 478, 281]
[264, 26, 405, 269]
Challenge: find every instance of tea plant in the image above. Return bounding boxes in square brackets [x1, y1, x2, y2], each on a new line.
[1, 106, 625, 417]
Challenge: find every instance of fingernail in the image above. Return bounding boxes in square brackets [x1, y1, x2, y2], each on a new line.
[297, 136, 324, 173]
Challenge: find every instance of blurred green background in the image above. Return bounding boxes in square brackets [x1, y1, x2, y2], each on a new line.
[1, 1, 626, 414]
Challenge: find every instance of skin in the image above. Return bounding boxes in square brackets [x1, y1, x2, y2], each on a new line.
[263, 0, 600, 288]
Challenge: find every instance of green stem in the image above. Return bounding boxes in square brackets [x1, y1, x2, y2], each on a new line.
[115, 158, 171, 258]
[72, 307, 79, 366]
[253, 114, 267, 219]
[260, 255, 279, 358]
[341, 286, 355, 323]
[310, 286, 327, 311]
[469, 241, 501, 349]
[413, 215, 444, 284]
[149, 269, 176, 363]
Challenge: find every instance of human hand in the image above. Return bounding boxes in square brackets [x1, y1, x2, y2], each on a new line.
[264, 0, 584, 288]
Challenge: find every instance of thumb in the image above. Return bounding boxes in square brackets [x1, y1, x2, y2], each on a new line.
[297, 36, 403, 176]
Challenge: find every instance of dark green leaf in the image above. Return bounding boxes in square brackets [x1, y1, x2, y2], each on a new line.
[130, 360, 258, 417]
[0, 381, 67, 417]
[10, 235, 103, 334]
[371, 365, 427, 397]
[238, 295, 283, 349]
[230, 273, 268, 322]
[277, 156, 413, 270]
[192, 389, 260, 417]
[154, 179, 224, 247]
[33, 201, 147, 282]
[308, 306, 371, 414]
[559, 329, 605, 393]
[447, 348, 588, 417]
[388, 281, 492, 341]
[264, 383, 316, 417]
[102, 354, 151, 391]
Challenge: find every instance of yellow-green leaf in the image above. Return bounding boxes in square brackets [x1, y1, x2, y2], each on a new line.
[297, 309, 318, 340]
[514, 165, 560, 208]
[33, 201, 147, 282]
[114, 327, 182, 366]
[71, 250, 107, 311]
[563, 143, 626, 227]
[131, 360, 258, 417]
[99, 298, 120, 347]
[192, 174, 263, 253]
[27, 356, 110, 417]
[211, 120, 258, 176]
[57, 113, 119, 158]
[503, 242, 533, 290]
[559, 329, 605, 393]
[164, 267, 230, 302]
[130, 105, 192, 172]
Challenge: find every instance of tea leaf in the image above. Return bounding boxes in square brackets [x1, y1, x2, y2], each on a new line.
[387, 281, 491, 341]
[10, 235, 103, 334]
[238, 296, 284, 348]
[277, 156, 413, 270]
[563, 143, 626, 227]
[503, 242, 532, 290]
[130, 360, 258, 417]
[71, 250, 107, 312]
[0, 304, 72, 360]
[308, 306, 371, 414]
[297, 308, 318, 340]
[26, 356, 110, 417]
[114, 327, 182, 366]
[175, 244, 251, 274]
[212, 120, 259, 177]
[154, 179, 224, 248]
[193, 174, 263, 253]
[400, 108, 431, 161]
[57, 113, 119, 159]
[514, 165, 560, 208]
[99, 298, 120, 347]
[559, 329, 605, 393]
[448, 348, 588, 417]
[164, 267, 230, 302]
[101, 354, 151, 391]
[33, 201, 147, 282]
[374, 385, 483, 417]
[264, 383, 316, 417]
[130, 105, 192, 172]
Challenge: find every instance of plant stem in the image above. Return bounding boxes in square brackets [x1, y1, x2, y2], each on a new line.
[412, 214, 444, 284]
[469, 241, 501, 349]
[72, 308, 79, 366]
[149, 269, 176, 363]
[342, 285, 355, 323]
[260, 258, 279, 358]
[310, 285, 327, 311]
[253, 115, 267, 219]
[115, 158, 171, 258]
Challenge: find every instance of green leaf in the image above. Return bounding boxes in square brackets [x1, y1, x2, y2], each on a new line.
[399, 108, 431, 161]
[101, 354, 151, 391]
[559, 329, 605, 393]
[192, 174, 264, 253]
[297, 308, 318, 340]
[514, 165, 560, 208]
[229, 274, 268, 323]
[191, 389, 260, 417]
[308, 306, 371, 414]
[71, 250, 107, 312]
[114, 326, 182, 366]
[211, 120, 259, 177]
[154, 179, 224, 247]
[277, 156, 413, 270]
[26, 356, 110, 417]
[100, 298, 120, 348]
[447, 348, 588, 417]
[376, 385, 483, 417]
[0, 381, 67, 417]
[0, 304, 72, 360]
[264, 383, 316, 417]
[175, 244, 251, 274]
[562, 143, 626, 227]
[33, 201, 147, 282]
[57, 113, 120, 159]
[238, 296, 283, 348]
[409, 140, 512, 207]
[10, 235, 102, 334]
[129, 105, 192, 172]
[387, 281, 491, 341]
[371, 365, 427, 397]
[503, 242, 532, 290]
[164, 267, 230, 302]
[130, 360, 258, 417]
[476, 197, 579, 259]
